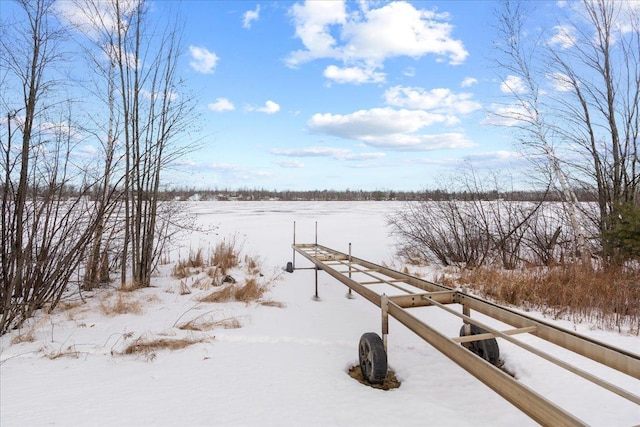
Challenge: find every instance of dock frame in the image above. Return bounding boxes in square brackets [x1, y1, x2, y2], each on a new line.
[291, 241, 640, 427]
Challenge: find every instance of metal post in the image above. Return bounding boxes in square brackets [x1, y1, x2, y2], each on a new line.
[381, 294, 389, 351]
[314, 221, 318, 259]
[346, 243, 354, 299]
[313, 221, 320, 301]
[462, 286, 471, 335]
[348, 243, 352, 279]
[292, 221, 296, 269]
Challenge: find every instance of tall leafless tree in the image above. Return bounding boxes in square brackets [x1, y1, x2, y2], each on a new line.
[494, 0, 640, 264]
[100, 0, 193, 288]
[0, 0, 113, 333]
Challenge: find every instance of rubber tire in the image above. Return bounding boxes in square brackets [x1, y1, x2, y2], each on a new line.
[359, 332, 388, 384]
[459, 324, 500, 366]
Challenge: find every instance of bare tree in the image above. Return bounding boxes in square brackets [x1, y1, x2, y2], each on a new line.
[0, 0, 112, 333]
[493, 0, 640, 264]
[493, 1, 588, 264]
[104, 0, 193, 288]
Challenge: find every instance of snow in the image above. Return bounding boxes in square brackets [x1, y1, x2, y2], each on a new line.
[1, 201, 639, 426]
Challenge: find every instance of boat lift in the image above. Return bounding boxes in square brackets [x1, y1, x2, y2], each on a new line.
[287, 223, 640, 427]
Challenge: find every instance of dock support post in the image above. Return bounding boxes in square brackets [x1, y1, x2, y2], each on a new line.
[462, 287, 471, 336]
[314, 221, 318, 262]
[381, 294, 389, 351]
[292, 221, 296, 270]
[347, 243, 354, 299]
[314, 266, 319, 300]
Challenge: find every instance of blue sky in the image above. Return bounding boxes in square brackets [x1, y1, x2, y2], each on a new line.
[174, 0, 519, 191]
[8, 0, 579, 191]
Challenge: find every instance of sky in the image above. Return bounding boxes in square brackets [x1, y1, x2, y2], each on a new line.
[2, 0, 609, 191]
[174, 0, 522, 191]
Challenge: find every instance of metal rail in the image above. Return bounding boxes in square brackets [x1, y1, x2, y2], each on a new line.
[292, 242, 640, 427]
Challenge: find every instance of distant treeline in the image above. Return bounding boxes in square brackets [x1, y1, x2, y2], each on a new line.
[2, 185, 601, 202]
[157, 188, 599, 202]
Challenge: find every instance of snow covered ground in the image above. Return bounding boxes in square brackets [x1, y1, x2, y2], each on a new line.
[1, 201, 638, 426]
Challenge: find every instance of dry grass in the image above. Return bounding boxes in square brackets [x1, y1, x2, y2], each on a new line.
[211, 236, 243, 274]
[260, 300, 286, 308]
[178, 316, 242, 331]
[99, 292, 143, 316]
[55, 300, 85, 313]
[119, 281, 141, 292]
[199, 285, 236, 303]
[46, 346, 81, 360]
[234, 278, 266, 303]
[172, 249, 206, 278]
[179, 280, 192, 295]
[11, 325, 36, 345]
[192, 275, 214, 290]
[122, 336, 207, 355]
[198, 277, 268, 305]
[348, 365, 401, 390]
[443, 265, 640, 334]
[173, 238, 243, 279]
[244, 255, 261, 275]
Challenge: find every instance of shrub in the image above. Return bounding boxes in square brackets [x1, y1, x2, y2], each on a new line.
[211, 236, 242, 274]
[443, 265, 639, 334]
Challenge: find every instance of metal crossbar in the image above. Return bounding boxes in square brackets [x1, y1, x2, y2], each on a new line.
[292, 242, 640, 427]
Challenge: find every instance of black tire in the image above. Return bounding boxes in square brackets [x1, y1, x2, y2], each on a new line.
[459, 324, 500, 366]
[359, 332, 388, 384]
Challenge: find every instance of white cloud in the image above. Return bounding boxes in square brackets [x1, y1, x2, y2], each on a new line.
[40, 121, 82, 140]
[384, 86, 481, 115]
[464, 150, 521, 163]
[548, 25, 576, 49]
[271, 146, 386, 161]
[210, 163, 241, 172]
[243, 5, 261, 29]
[323, 65, 386, 84]
[99, 45, 140, 70]
[500, 75, 527, 94]
[361, 132, 474, 151]
[547, 72, 574, 92]
[276, 159, 305, 168]
[307, 108, 475, 151]
[482, 103, 533, 127]
[53, 1, 138, 41]
[74, 144, 99, 159]
[403, 67, 416, 77]
[287, 1, 468, 82]
[558, 1, 639, 36]
[309, 108, 445, 137]
[461, 77, 478, 87]
[208, 98, 235, 112]
[189, 46, 219, 74]
[141, 88, 178, 101]
[340, 2, 468, 64]
[617, 1, 640, 33]
[288, 0, 346, 65]
[208, 163, 271, 180]
[247, 100, 280, 114]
